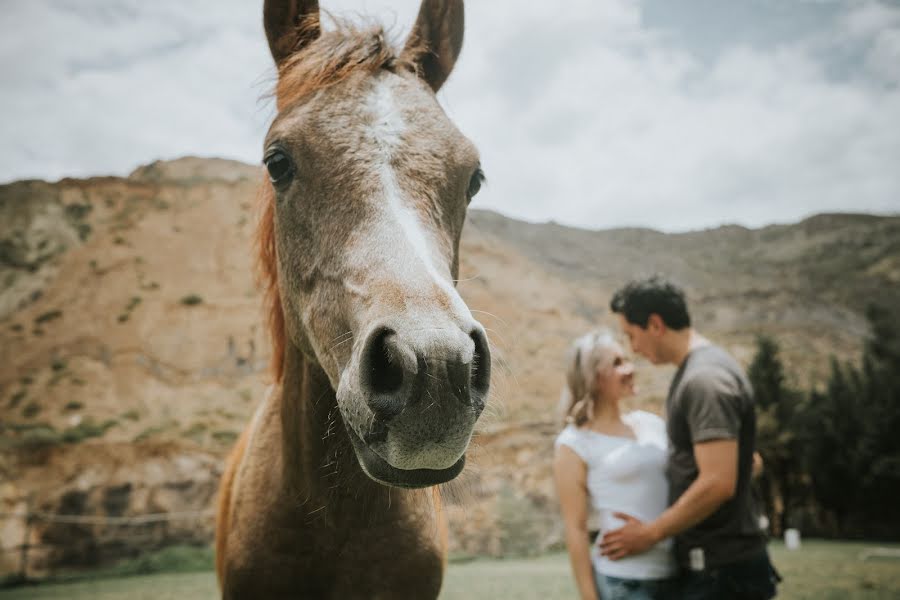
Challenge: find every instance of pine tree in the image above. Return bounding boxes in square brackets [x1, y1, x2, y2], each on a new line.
[803, 305, 900, 537]
[749, 336, 785, 413]
[856, 305, 900, 530]
[804, 358, 861, 530]
[748, 335, 801, 534]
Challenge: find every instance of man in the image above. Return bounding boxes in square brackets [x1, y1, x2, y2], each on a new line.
[601, 275, 778, 599]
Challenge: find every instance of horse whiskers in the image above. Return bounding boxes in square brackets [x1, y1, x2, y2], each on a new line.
[451, 269, 481, 284]
[292, 489, 312, 510]
[322, 407, 339, 441]
[469, 308, 509, 328]
[326, 330, 353, 346]
[311, 389, 332, 409]
[421, 389, 437, 413]
[365, 411, 376, 437]
[305, 505, 327, 526]
[328, 336, 355, 353]
[481, 327, 510, 349]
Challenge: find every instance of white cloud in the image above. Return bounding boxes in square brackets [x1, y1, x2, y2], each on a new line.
[1, 0, 898, 232]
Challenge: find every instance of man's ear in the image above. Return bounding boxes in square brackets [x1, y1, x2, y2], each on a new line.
[647, 313, 666, 335]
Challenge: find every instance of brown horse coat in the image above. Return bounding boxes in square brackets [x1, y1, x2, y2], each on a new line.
[216, 1, 486, 598]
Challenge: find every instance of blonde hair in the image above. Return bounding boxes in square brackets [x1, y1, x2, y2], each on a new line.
[559, 329, 620, 426]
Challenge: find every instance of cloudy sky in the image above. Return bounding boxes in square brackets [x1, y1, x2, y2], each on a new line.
[2, 0, 898, 231]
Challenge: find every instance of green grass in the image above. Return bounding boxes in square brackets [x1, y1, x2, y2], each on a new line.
[8, 391, 26, 409]
[118, 296, 142, 323]
[768, 540, 900, 600]
[0, 419, 118, 449]
[210, 430, 238, 444]
[0, 540, 897, 599]
[180, 294, 203, 306]
[60, 419, 118, 443]
[91, 545, 214, 579]
[182, 422, 208, 443]
[441, 553, 576, 599]
[33, 311, 62, 325]
[21, 402, 41, 418]
[0, 572, 214, 600]
[132, 425, 167, 443]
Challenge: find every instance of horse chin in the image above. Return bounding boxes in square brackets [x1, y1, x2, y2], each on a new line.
[345, 425, 465, 489]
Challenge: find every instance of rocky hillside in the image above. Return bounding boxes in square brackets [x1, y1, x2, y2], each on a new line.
[1, 158, 897, 577]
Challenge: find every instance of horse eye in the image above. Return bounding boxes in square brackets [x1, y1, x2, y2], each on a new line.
[264, 150, 294, 185]
[467, 168, 485, 201]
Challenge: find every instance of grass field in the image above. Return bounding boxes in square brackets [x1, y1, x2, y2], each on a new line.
[1, 540, 898, 599]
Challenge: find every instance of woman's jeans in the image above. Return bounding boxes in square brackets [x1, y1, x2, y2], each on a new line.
[596, 574, 678, 600]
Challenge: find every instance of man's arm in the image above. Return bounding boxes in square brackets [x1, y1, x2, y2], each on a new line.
[599, 438, 738, 560]
[554, 445, 599, 600]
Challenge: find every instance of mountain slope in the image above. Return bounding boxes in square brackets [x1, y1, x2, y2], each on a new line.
[1, 158, 896, 573]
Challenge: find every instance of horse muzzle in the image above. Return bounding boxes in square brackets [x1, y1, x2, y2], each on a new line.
[336, 320, 490, 488]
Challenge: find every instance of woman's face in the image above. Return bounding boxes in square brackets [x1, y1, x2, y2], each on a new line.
[595, 343, 636, 401]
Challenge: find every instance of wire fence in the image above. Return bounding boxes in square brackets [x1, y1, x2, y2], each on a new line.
[0, 510, 213, 525]
[0, 506, 215, 583]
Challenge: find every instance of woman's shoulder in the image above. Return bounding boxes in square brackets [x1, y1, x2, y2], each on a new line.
[623, 410, 666, 432]
[555, 424, 597, 459]
[554, 423, 584, 447]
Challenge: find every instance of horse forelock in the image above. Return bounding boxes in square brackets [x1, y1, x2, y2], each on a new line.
[274, 17, 424, 111]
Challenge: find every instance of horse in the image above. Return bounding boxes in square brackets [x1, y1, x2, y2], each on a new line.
[214, 1, 490, 597]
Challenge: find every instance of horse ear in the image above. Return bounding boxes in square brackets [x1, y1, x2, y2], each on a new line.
[402, 0, 464, 92]
[264, 0, 321, 66]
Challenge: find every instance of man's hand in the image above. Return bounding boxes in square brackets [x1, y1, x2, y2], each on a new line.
[599, 513, 660, 560]
[599, 440, 739, 562]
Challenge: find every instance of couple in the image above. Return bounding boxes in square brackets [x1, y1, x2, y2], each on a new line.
[554, 276, 779, 600]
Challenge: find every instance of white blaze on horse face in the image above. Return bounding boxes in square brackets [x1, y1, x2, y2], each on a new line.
[365, 75, 467, 313]
[367, 76, 406, 156]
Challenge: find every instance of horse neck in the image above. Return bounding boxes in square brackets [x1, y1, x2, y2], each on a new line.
[278, 341, 394, 510]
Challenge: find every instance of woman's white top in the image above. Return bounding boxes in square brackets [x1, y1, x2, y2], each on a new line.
[555, 410, 676, 580]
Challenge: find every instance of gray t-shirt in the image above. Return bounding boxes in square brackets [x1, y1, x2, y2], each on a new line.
[666, 344, 765, 569]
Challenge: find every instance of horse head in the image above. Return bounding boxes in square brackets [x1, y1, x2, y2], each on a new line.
[261, 0, 489, 489]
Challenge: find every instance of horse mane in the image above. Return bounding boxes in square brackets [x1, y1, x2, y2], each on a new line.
[275, 17, 423, 111]
[258, 18, 425, 382]
[257, 184, 284, 381]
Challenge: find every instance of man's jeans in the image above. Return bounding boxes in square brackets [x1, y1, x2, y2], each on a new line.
[596, 575, 678, 600]
[680, 550, 780, 600]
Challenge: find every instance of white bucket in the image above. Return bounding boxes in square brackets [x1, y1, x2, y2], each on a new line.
[784, 528, 801, 550]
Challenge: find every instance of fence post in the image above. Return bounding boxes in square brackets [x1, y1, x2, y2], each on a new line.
[18, 497, 32, 582]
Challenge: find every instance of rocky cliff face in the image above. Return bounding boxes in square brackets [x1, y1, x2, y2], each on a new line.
[1, 443, 219, 578]
[1, 158, 897, 577]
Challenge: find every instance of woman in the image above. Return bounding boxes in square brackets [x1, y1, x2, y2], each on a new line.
[554, 330, 676, 600]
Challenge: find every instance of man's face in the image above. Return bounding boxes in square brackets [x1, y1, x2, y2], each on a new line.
[617, 314, 663, 365]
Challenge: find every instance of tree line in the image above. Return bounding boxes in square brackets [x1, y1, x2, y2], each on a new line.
[748, 305, 900, 539]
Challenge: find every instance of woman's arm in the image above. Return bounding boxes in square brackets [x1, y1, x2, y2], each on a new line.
[554, 445, 599, 600]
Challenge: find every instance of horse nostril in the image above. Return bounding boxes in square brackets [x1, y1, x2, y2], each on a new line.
[470, 328, 491, 395]
[364, 328, 404, 395]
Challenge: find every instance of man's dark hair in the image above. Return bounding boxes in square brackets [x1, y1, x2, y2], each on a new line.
[610, 275, 691, 330]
